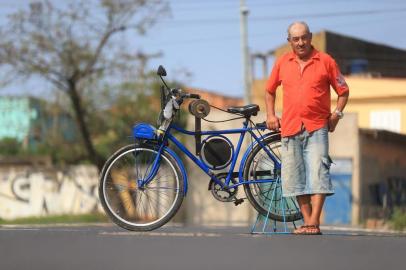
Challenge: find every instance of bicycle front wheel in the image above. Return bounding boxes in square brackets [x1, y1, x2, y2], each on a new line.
[99, 144, 184, 231]
[243, 134, 302, 222]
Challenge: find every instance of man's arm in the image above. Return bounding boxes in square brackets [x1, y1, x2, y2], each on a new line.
[329, 91, 349, 132]
[327, 56, 350, 132]
[265, 91, 281, 130]
[265, 58, 282, 130]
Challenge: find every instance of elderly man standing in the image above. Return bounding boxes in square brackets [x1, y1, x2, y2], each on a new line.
[265, 22, 349, 235]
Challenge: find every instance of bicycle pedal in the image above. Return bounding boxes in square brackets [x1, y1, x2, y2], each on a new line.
[234, 198, 244, 206]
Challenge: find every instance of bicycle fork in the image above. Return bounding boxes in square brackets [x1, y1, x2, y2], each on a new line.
[136, 143, 165, 189]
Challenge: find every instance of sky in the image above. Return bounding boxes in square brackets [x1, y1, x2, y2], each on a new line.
[1, 0, 406, 98]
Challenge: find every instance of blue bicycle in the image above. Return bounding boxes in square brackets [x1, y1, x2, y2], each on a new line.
[99, 66, 301, 231]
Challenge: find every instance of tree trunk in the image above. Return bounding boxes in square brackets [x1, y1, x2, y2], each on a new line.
[67, 80, 105, 171]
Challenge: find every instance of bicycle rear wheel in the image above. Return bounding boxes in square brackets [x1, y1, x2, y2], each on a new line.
[243, 134, 302, 222]
[99, 144, 184, 231]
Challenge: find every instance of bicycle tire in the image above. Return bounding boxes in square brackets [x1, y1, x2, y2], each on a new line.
[99, 144, 184, 231]
[243, 134, 302, 222]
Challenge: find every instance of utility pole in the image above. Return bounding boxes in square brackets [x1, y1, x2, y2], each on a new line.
[240, 0, 251, 105]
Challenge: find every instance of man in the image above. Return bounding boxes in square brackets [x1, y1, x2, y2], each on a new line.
[265, 22, 349, 235]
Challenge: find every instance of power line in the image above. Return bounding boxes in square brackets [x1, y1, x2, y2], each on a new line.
[252, 7, 406, 21]
[165, 7, 406, 26]
[143, 14, 406, 47]
[171, 0, 403, 13]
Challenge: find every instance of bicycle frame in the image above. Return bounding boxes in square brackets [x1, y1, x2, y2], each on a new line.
[138, 118, 281, 193]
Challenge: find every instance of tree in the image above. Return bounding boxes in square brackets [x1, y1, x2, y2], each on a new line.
[0, 0, 168, 169]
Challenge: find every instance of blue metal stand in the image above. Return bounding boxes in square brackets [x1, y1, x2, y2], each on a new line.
[250, 212, 302, 235]
[250, 177, 303, 235]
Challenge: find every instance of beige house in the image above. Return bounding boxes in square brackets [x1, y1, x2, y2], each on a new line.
[249, 30, 406, 226]
[253, 76, 406, 224]
[252, 76, 406, 135]
[339, 77, 406, 134]
[252, 31, 406, 134]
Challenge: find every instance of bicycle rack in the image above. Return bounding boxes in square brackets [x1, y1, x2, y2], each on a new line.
[250, 177, 303, 235]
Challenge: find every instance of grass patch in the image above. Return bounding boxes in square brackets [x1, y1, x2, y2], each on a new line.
[0, 213, 109, 225]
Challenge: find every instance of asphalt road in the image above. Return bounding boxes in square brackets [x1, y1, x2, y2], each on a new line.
[0, 224, 405, 270]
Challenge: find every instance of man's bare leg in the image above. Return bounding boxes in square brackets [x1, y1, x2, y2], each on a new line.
[296, 195, 312, 225]
[309, 194, 326, 226]
[294, 194, 325, 234]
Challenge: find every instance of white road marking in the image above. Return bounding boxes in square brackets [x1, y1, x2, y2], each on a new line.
[99, 231, 221, 237]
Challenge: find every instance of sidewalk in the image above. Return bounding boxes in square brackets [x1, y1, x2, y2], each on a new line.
[1, 222, 405, 236]
[321, 224, 406, 236]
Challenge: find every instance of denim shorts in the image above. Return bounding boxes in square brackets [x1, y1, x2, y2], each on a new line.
[281, 126, 334, 197]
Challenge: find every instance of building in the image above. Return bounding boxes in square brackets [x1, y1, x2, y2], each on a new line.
[0, 96, 78, 153]
[251, 30, 406, 226]
[327, 114, 406, 225]
[252, 76, 406, 135]
[253, 30, 406, 79]
[252, 30, 406, 135]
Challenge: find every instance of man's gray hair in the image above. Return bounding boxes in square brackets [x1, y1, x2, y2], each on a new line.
[287, 21, 310, 37]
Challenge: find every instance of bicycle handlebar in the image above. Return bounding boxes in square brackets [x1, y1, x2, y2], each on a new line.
[187, 93, 201, 99]
[168, 88, 200, 100]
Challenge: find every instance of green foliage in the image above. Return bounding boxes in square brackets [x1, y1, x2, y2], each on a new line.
[390, 208, 406, 231]
[91, 75, 189, 160]
[90, 79, 158, 158]
[0, 136, 87, 165]
[0, 137, 21, 155]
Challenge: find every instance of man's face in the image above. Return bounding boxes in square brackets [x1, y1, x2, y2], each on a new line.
[288, 24, 312, 59]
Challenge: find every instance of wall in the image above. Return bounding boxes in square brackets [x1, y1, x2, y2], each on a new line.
[182, 108, 260, 226]
[0, 96, 79, 150]
[0, 97, 38, 143]
[252, 77, 406, 135]
[0, 165, 101, 220]
[359, 129, 406, 221]
[342, 99, 406, 134]
[333, 77, 406, 134]
[328, 113, 360, 225]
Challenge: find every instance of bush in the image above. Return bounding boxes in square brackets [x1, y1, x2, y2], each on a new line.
[0, 137, 22, 155]
[390, 208, 406, 231]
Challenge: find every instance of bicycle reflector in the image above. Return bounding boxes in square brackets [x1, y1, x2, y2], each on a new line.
[188, 99, 210, 118]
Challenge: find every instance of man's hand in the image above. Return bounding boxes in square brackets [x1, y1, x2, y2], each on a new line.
[266, 115, 281, 131]
[328, 113, 340, 132]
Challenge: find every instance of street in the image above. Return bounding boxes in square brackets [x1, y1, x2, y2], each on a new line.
[0, 224, 405, 270]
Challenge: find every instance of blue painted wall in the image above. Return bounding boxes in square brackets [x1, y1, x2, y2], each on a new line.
[324, 158, 353, 224]
[0, 96, 77, 149]
[0, 97, 38, 142]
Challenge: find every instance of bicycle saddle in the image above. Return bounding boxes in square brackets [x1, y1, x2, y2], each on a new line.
[227, 104, 259, 117]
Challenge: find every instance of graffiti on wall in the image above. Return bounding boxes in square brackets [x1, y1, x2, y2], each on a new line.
[0, 165, 101, 220]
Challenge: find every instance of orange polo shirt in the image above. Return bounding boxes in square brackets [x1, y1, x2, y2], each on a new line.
[266, 49, 349, 137]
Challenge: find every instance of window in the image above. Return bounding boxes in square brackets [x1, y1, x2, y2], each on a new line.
[370, 110, 401, 133]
